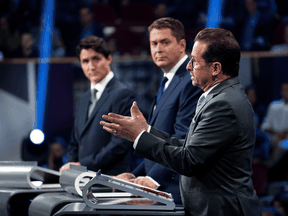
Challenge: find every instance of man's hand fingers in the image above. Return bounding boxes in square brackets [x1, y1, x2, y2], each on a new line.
[107, 112, 125, 119]
[130, 101, 141, 118]
[102, 114, 124, 125]
[59, 163, 70, 173]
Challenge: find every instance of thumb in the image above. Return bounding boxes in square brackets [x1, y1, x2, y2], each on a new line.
[130, 101, 141, 118]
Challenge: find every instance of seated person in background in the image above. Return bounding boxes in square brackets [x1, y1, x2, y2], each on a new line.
[245, 84, 267, 126]
[30, 18, 66, 58]
[240, 0, 278, 51]
[262, 191, 288, 216]
[0, 14, 20, 57]
[48, 137, 68, 171]
[261, 81, 288, 149]
[261, 81, 288, 181]
[270, 22, 288, 54]
[8, 31, 39, 58]
[60, 35, 135, 175]
[66, 5, 105, 56]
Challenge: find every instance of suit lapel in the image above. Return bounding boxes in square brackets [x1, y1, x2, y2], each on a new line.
[147, 98, 156, 124]
[149, 58, 190, 125]
[187, 77, 240, 142]
[150, 74, 181, 124]
[80, 77, 117, 136]
[78, 91, 91, 137]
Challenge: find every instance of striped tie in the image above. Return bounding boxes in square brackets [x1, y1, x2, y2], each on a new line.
[195, 94, 205, 114]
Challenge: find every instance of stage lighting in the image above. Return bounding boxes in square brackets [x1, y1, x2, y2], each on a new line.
[30, 129, 45, 144]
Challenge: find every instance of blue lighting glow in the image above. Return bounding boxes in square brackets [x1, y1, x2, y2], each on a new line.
[35, 0, 54, 137]
[206, 0, 223, 28]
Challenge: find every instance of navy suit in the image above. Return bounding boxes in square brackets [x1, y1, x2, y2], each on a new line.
[67, 77, 136, 175]
[132, 57, 203, 204]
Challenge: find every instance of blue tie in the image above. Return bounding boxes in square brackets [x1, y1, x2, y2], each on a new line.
[156, 77, 168, 103]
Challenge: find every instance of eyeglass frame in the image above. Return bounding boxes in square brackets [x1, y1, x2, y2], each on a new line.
[188, 59, 217, 69]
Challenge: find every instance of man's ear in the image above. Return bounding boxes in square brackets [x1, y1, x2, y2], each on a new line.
[179, 39, 186, 53]
[211, 62, 222, 76]
[107, 54, 113, 64]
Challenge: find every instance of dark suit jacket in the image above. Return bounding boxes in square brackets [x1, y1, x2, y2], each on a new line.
[135, 77, 261, 216]
[132, 58, 202, 204]
[67, 76, 135, 175]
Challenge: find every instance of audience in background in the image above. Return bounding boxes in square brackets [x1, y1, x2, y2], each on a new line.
[261, 81, 288, 182]
[63, 5, 105, 56]
[1, 0, 286, 57]
[245, 85, 268, 126]
[0, 13, 20, 58]
[166, 0, 208, 29]
[8, 31, 39, 58]
[240, 0, 278, 51]
[78, 6, 105, 41]
[11, 0, 40, 33]
[219, 0, 247, 42]
[30, 17, 66, 58]
[262, 191, 288, 216]
[44, 136, 68, 171]
[271, 22, 288, 53]
[246, 84, 270, 196]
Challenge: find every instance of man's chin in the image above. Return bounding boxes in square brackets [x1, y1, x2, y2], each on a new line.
[155, 60, 167, 67]
[191, 80, 198, 87]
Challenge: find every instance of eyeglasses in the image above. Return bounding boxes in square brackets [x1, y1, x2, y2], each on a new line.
[188, 59, 215, 69]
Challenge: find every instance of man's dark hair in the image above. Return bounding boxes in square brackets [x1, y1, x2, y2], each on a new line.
[76, 36, 111, 59]
[194, 28, 241, 77]
[148, 17, 185, 42]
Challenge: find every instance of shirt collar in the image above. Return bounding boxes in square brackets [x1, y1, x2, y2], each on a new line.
[162, 55, 188, 91]
[90, 71, 114, 95]
[203, 83, 220, 97]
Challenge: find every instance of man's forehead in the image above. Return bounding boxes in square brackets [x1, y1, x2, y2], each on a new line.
[191, 41, 206, 56]
[149, 28, 173, 39]
[80, 49, 103, 59]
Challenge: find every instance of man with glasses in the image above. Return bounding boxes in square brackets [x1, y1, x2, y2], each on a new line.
[101, 28, 261, 216]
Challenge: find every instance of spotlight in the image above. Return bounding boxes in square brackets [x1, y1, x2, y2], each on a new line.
[30, 129, 45, 144]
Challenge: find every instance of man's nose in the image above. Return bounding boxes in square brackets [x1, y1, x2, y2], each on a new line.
[186, 60, 192, 71]
[88, 61, 96, 69]
[155, 43, 163, 52]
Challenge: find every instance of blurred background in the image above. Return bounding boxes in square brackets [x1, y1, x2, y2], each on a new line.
[1, 0, 288, 214]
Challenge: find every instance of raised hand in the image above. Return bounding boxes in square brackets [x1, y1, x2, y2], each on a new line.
[100, 101, 149, 141]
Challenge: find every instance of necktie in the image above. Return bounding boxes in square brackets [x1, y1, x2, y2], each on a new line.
[88, 88, 98, 118]
[156, 77, 168, 103]
[195, 94, 205, 114]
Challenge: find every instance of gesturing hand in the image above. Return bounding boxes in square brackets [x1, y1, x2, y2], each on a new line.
[100, 101, 149, 141]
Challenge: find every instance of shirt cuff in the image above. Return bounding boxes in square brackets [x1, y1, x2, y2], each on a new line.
[133, 125, 151, 149]
[137, 176, 160, 189]
[145, 176, 160, 189]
